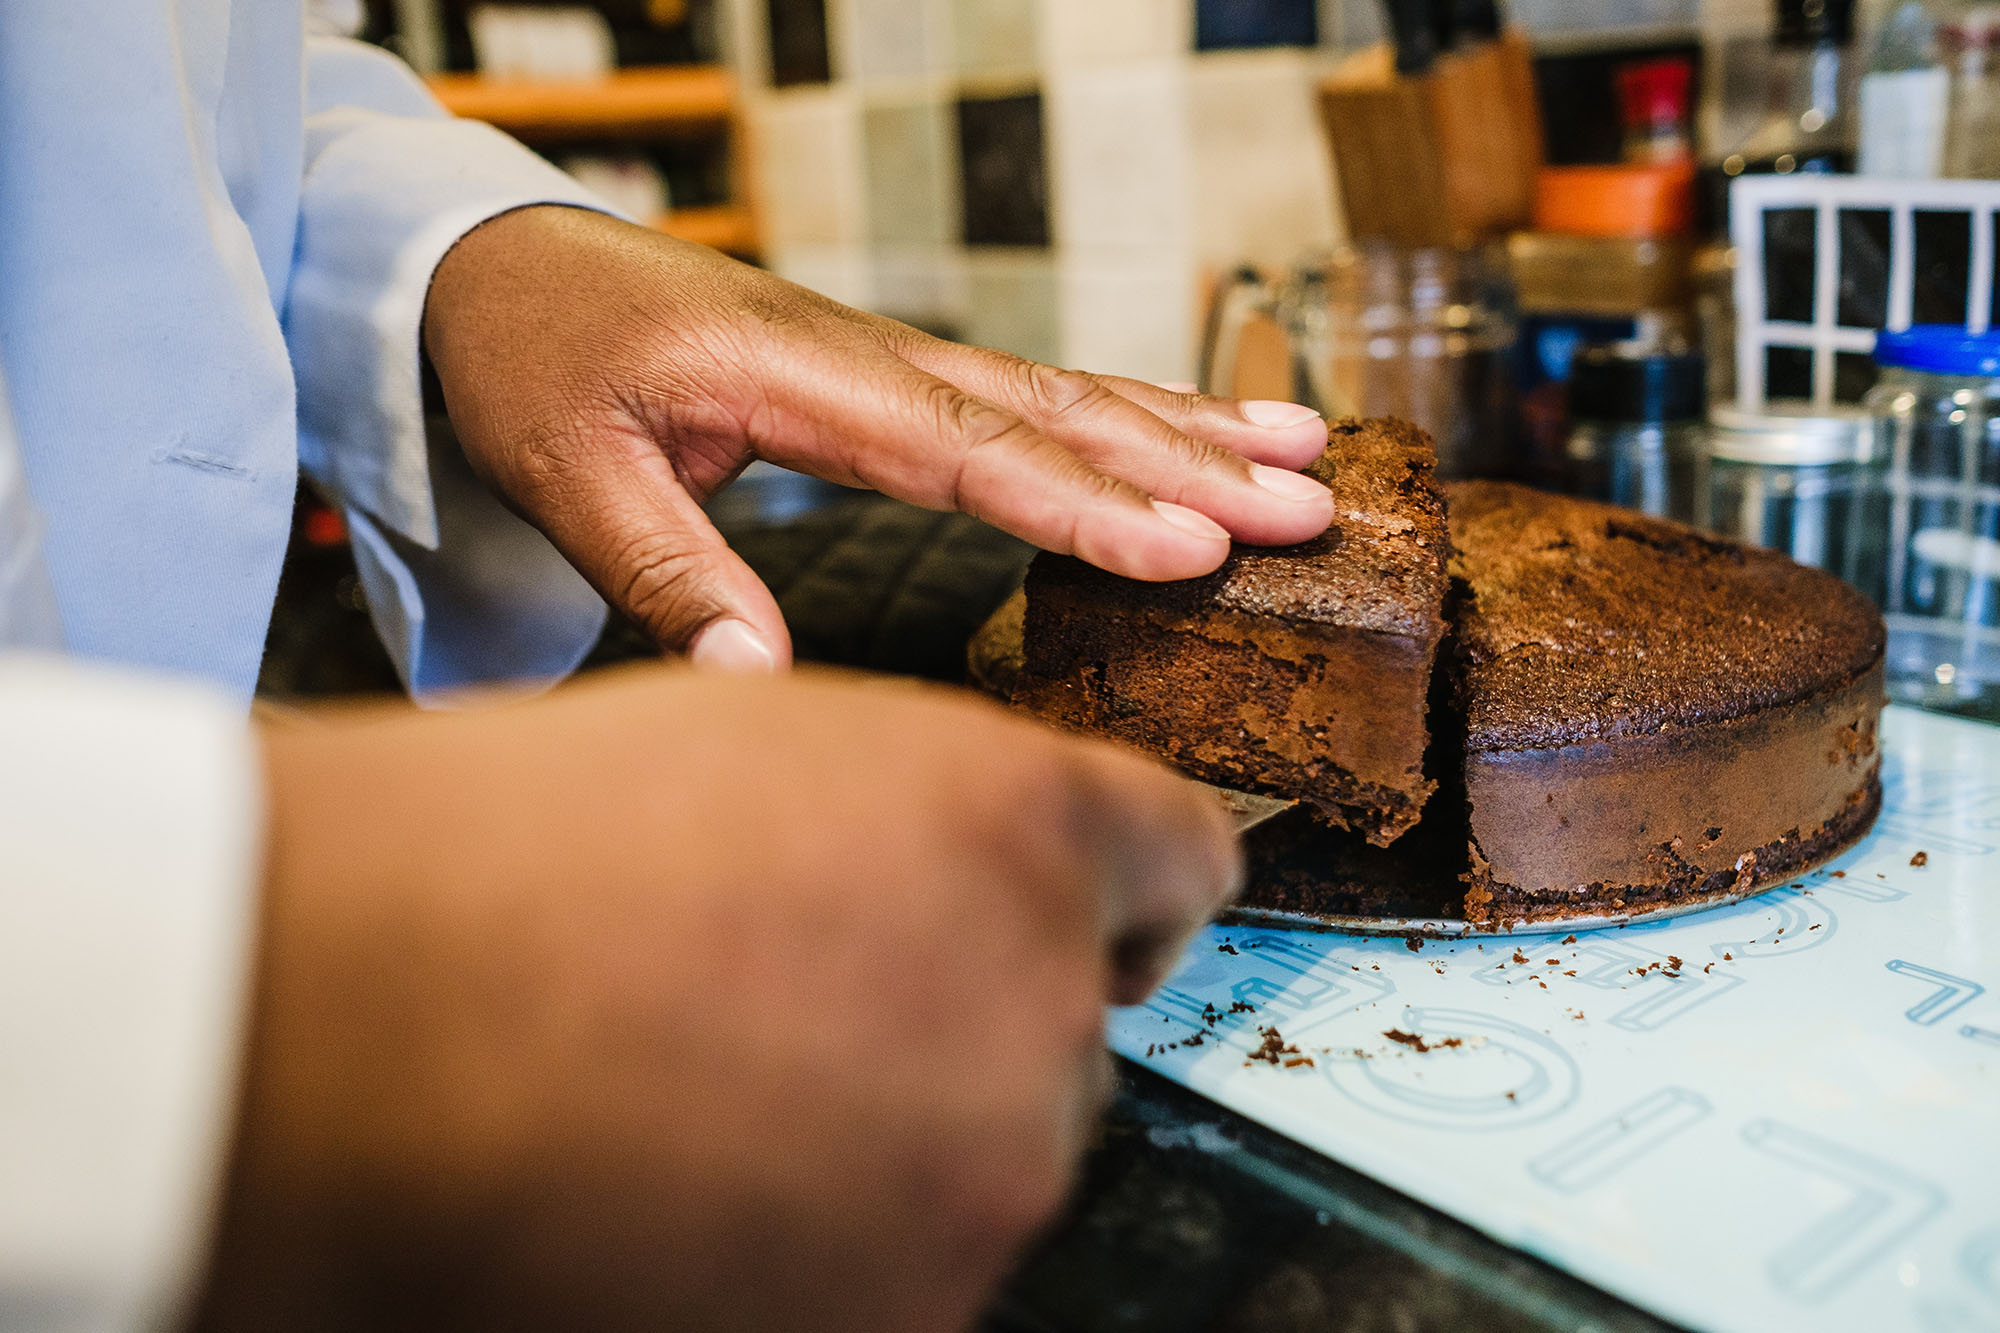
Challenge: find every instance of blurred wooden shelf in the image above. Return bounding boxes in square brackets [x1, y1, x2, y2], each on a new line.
[428, 65, 734, 139]
[657, 205, 757, 255]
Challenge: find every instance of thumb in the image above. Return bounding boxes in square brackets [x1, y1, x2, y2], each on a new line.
[534, 449, 793, 671]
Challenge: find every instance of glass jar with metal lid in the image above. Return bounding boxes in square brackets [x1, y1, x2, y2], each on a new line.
[1564, 348, 1708, 521]
[1865, 325, 2000, 718]
[1700, 402, 1884, 592]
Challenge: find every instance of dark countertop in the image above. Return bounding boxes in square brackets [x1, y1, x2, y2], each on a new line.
[259, 474, 1681, 1330]
[986, 1060, 1679, 1333]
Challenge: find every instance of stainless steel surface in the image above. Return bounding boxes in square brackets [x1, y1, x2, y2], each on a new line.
[1202, 781, 1301, 835]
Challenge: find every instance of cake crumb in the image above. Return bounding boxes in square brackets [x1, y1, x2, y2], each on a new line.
[1217, 943, 1239, 955]
[1809, 923, 1821, 930]
[1383, 1028, 1466, 1053]
[1282, 1055, 1315, 1069]
[1512, 950, 1530, 964]
[1561, 934, 1578, 945]
[1246, 1025, 1301, 1066]
[1406, 937, 1423, 953]
[1723, 951, 1734, 961]
[1229, 1000, 1257, 1014]
[1911, 850, 1929, 867]
[1831, 870, 1846, 878]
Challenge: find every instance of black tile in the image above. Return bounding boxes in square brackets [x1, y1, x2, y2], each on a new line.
[1765, 344, 1815, 399]
[1195, 0, 1317, 50]
[1834, 350, 1878, 403]
[767, 0, 830, 86]
[1762, 207, 1817, 324]
[1836, 208, 1890, 330]
[1913, 208, 1973, 325]
[956, 92, 1050, 248]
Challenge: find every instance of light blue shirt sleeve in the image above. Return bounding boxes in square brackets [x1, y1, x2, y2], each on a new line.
[286, 36, 619, 699]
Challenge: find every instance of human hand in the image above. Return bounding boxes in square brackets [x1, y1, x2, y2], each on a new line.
[195, 665, 1237, 1332]
[421, 207, 1334, 671]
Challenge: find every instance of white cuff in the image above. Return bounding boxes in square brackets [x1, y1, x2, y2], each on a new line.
[0, 656, 261, 1332]
[286, 38, 622, 695]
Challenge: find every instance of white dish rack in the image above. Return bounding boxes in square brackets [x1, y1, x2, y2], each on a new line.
[1729, 173, 1998, 409]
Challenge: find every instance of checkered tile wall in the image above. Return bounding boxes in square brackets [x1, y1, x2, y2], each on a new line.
[722, 0, 1715, 381]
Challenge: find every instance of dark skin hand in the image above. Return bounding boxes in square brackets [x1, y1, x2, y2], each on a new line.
[421, 205, 1336, 670]
[193, 667, 1239, 1333]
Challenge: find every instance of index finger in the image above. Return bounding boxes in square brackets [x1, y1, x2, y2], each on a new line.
[1055, 739, 1242, 1006]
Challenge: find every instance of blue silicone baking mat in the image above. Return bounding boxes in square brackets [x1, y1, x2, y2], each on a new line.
[1109, 705, 2000, 1332]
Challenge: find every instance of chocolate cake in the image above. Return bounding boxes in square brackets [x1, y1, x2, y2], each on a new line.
[979, 450, 1886, 933]
[1015, 418, 1449, 845]
[1443, 481, 1883, 926]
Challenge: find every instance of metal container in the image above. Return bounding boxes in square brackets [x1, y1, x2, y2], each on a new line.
[1866, 325, 2000, 717]
[1701, 402, 1884, 591]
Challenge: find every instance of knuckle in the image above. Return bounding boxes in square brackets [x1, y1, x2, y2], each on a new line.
[606, 528, 717, 637]
[1014, 360, 1108, 423]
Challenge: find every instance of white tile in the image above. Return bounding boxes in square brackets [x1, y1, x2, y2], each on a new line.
[951, 0, 1040, 77]
[963, 249, 1062, 364]
[1188, 48, 1342, 271]
[1045, 63, 1192, 253]
[1038, 0, 1190, 67]
[1322, 0, 1383, 51]
[868, 246, 971, 334]
[753, 88, 868, 247]
[769, 242, 876, 309]
[862, 97, 959, 246]
[1059, 258, 1201, 382]
[1510, 0, 1697, 38]
[845, 0, 949, 82]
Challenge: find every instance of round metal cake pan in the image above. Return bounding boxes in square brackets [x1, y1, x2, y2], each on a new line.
[1221, 877, 1792, 940]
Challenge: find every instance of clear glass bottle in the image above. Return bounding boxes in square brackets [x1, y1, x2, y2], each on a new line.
[1865, 326, 2000, 717]
[1942, 5, 2000, 178]
[1723, 0, 1861, 178]
[1859, 1, 1950, 178]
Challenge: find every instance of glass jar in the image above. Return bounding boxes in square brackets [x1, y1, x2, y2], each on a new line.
[1701, 403, 1884, 589]
[1865, 326, 2000, 717]
[1564, 348, 1708, 520]
[1201, 243, 1520, 479]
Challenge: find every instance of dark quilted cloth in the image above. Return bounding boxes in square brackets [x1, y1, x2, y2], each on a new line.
[590, 493, 1035, 681]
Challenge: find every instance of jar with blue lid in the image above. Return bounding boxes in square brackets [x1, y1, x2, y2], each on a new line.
[1865, 325, 2000, 719]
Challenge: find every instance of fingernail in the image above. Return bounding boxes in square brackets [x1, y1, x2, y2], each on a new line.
[690, 619, 778, 674]
[1251, 464, 1331, 504]
[1151, 500, 1230, 542]
[1154, 381, 1200, 394]
[1241, 400, 1322, 429]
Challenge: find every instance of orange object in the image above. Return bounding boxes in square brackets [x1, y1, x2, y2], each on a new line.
[1532, 163, 1694, 239]
[425, 66, 733, 140]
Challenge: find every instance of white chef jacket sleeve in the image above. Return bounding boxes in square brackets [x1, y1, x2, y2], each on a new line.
[0, 656, 261, 1333]
[285, 35, 619, 702]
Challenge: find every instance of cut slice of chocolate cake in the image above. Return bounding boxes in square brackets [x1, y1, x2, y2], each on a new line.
[1012, 418, 1449, 845]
